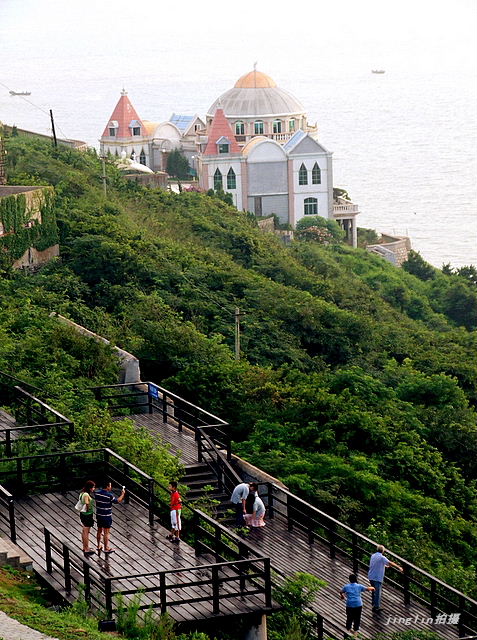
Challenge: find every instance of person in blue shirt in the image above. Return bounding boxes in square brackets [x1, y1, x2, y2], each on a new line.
[368, 544, 403, 611]
[340, 574, 375, 638]
[95, 481, 125, 554]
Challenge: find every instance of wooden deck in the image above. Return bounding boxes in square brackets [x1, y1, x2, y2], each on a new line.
[0, 490, 269, 624]
[130, 413, 468, 640]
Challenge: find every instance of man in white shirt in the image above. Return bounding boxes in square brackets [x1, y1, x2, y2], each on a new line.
[230, 482, 249, 526]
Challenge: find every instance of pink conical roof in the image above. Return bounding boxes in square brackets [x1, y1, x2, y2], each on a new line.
[203, 107, 241, 156]
[101, 90, 145, 138]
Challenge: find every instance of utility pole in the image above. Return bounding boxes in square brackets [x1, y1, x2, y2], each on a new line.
[49, 110, 57, 147]
[234, 307, 245, 361]
[101, 155, 107, 197]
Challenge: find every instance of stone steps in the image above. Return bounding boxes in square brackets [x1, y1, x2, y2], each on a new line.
[0, 535, 33, 571]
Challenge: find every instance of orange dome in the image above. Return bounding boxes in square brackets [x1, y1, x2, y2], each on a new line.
[234, 70, 277, 89]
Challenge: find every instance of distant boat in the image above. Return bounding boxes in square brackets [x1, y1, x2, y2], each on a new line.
[9, 90, 31, 96]
[371, 70, 385, 74]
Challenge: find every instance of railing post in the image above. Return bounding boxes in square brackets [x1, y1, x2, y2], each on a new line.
[104, 578, 113, 618]
[5, 430, 12, 457]
[316, 614, 324, 640]
[263, 557, 272, 608]
[329, 521, 336, 559]
[148, 478, 155, 526]
[44, 528, 52, 572]
[402, 564, 410, 605]
[352, 533, 358, 575]
[159, 572, 167, 614]
[267, 483, 274, 519]
[226, 437, 231, 462]
[162, 392, 168, 423]
[214, 526, 221, 562]
[430, 580, 437, 620]
[198, 433, 203, 463]
[63, 545, 71, 592]
[192, 510, 200, 554]
[287, 494, 294, 532]
[458, 595, 465, 638]
[83, 561, 91, 605]
[212, 565, 220, 614]
[8, 498, 16, 543]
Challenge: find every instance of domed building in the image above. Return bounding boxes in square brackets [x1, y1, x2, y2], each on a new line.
[205, 69, 315, 145]
[198, 69, 359, 245]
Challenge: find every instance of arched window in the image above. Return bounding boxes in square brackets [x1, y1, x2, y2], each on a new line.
[299, 163, 308, 185]
[304, 197, 318, 215]
[214, 168, 223, 190]
[227, 168, 236, 190]
[312, 162, 321, 184]
[273, 119, 282, 133]
[235, 121, 245, 135]
[139, 149, 146, 165]
[289, 118, 295, 132]
[254, 121, 264, 135]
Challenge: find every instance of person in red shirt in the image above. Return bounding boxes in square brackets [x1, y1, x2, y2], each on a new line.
[167, 481, 182, 543]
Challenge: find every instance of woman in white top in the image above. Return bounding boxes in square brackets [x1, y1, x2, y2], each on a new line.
[244, 483, 266, 527]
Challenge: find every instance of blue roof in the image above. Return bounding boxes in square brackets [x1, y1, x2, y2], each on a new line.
[283, 129, 307, 151]
[169, 114, 194, 132]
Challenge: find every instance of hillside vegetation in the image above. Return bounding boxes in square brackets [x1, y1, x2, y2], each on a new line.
[1, 135, 476, 597]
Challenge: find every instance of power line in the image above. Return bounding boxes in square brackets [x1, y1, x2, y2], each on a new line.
[0, 81, 69, 140]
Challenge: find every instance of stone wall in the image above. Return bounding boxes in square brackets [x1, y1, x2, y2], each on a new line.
[50, 313, 141, 384]
[367, 234, 411, 267]
[13, 244, 60, 269]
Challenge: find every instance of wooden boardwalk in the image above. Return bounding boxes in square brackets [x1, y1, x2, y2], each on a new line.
[130, 413, 468, 640]
[0, 490, 269, 624]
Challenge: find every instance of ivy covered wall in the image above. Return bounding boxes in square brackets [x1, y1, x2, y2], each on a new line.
[0, 187, 58, 262]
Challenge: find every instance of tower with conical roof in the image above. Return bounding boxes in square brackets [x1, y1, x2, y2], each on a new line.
[99, 90, 150, 166]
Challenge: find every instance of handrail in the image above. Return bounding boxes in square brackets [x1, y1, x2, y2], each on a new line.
[0, 370, 43, 395]
[256, 481, 477, 636]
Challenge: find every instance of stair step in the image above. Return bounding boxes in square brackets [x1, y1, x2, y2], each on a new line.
[183, 471, 217, 482]
[184, 478, 219, 488]
[0, 536, 33, 571]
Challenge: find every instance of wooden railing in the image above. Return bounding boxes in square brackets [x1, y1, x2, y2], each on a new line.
[0, 372, 74, 456]
[44, 526, 272, 619]
[92, 381, 241, 502]
[256, 481, 477, 638]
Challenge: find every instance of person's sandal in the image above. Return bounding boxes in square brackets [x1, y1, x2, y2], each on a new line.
[104, 548, 115, 554]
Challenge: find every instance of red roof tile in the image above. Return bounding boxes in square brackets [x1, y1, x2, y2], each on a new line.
[203, 108, 240, 156]
[101, 90, 145, 139]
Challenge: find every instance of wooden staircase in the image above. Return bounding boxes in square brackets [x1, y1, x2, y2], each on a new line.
[181, 463, 233, 523]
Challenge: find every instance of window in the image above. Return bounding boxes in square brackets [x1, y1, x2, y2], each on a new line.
[132, 127, 141, 136]
[254, 121, 264, 135]
[299, 163, 308, 185]
[139, 150, 146, 165]
[304, 197, 318, 215]
[109, 128, 116, 137]
[235, 121, 245, 135]
[214, 168, 222, 190]
[227, 168, 236, 190]
[218, 143, 229, 153]
[289, 119, 295, 132]
[273, 119, 282, 133]
[312, 162, 321, 184]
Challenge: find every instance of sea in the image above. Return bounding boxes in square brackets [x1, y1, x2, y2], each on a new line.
[1, 0, 476, 268]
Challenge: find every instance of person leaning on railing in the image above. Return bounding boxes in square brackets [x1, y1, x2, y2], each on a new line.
[368, 544, 403, 612]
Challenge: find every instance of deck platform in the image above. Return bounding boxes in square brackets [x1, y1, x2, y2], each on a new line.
[0, 489, 270, 625]
[129, 412, 472, 640]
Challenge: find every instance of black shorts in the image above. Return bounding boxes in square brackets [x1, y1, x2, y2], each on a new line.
[80, 512, 94, 527]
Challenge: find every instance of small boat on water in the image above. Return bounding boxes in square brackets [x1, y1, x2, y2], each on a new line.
[371, 70, 385, 74]
[9, 90, 31, 96]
